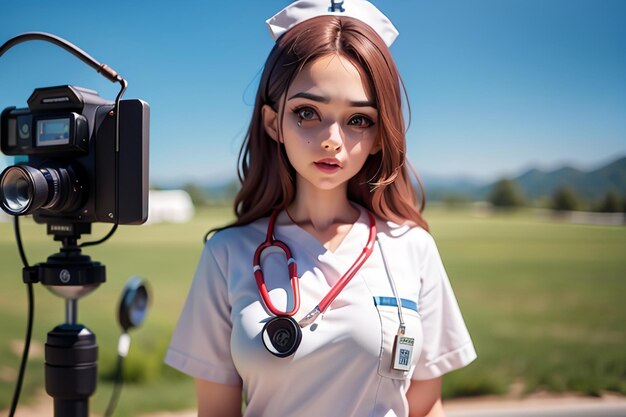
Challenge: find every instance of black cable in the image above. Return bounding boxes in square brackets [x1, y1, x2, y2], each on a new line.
[0, 32, 122, 82]
[65, 51, 131, 416]
[13, 215, 29, 267]
[80, 78, 127, 248]
[104, 331, 133, 417]
[104, 353, 125, 417]
[8, 216, 34, 417]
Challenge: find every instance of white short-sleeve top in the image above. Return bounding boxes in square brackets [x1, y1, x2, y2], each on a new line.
[165, 205, 476, 417]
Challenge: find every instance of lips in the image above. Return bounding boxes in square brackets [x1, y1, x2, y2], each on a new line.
[314, 158, 342, 173]
[314, 158, 342, 168]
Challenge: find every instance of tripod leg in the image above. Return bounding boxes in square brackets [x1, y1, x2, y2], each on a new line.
[45, 324, 97, 417]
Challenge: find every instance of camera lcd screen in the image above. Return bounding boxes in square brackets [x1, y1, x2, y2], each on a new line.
[36, 118, 70, 147]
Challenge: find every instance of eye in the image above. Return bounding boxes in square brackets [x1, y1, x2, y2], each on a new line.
[348, 115, 375, 128]
[293, 106, 320, 124]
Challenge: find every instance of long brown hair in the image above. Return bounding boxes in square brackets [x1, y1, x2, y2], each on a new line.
[220, 15, 428, 232]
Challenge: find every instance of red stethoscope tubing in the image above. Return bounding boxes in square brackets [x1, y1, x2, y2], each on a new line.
[253, 208, 376, 318]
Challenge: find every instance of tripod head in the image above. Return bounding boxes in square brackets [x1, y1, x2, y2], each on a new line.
[24, 223, 105, 305]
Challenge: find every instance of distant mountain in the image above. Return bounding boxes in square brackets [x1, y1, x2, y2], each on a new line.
[421, 174, 485, 201]
[424, 155, 626, 203]
[157, 156, 626, 205]
[509, 156, 626, 202]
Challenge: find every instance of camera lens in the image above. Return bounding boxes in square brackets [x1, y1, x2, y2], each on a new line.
[2, 170, 32, 212]
[0, 166, 43, 214]
[0, 164, 83, 216]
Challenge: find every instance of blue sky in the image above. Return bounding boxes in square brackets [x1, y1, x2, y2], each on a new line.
[1, 0, 625, 186]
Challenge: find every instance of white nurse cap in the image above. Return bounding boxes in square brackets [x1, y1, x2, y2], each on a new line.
[266, 0, 399, 47]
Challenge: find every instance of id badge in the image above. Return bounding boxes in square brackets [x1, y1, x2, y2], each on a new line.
[392, 334, 414, 371]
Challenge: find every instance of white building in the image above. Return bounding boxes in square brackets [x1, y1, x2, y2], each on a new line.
[146, 189, 194, 224]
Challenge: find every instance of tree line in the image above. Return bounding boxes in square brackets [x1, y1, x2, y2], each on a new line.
[157, 178, 625, 214]
[487, 178, 626, 213]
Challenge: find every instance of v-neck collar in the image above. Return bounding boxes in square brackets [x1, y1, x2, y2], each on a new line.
[275, 204, 370, 261]
[275, 204, 372, 287]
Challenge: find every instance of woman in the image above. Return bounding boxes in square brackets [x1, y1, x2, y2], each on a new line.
[165, 1, 476, 416]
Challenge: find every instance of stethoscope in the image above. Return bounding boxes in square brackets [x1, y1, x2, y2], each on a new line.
[253, 208, 377, 357]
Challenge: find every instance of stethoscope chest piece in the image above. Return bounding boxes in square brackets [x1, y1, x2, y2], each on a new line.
[262, 316, 302, 358]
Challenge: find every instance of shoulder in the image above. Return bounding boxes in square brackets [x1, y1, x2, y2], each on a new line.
[375, 215, 436, 254]
[203, 217, 269, 261]
[354, 203, 433, 248]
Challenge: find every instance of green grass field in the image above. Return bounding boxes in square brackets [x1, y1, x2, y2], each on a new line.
[1, 206, 625, 415]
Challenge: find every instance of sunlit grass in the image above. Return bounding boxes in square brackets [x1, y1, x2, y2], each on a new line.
[426, 208, 626, 398]
[0, 206, 625, 414]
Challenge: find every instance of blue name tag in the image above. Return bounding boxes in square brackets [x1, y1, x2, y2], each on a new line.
[373, 296, 419, 314]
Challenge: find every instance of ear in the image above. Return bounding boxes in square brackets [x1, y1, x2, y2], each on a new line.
[262, 104, 280, 142]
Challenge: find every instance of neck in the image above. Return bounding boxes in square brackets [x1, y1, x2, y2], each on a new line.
[287, 180, 358, 232]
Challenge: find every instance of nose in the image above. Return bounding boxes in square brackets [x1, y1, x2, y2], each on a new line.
[320, 122, 342, 151]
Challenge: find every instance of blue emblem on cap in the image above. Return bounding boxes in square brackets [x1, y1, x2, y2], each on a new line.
[329, 0, 345, 12]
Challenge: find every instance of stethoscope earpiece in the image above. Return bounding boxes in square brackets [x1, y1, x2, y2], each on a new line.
[262, 316, 302, 358]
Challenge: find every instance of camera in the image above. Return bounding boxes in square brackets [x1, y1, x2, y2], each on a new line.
[0, 32, 153, 417]
[0, 85, 149, 226]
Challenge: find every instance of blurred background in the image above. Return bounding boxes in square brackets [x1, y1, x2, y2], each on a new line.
[1, 1, 625, 416]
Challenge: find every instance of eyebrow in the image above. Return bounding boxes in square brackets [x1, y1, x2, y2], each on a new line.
[288, 92, 376, 108]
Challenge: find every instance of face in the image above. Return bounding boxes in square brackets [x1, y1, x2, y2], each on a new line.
[264, 54, 380, 194]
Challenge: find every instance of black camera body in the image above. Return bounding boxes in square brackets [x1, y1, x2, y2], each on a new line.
[0, 85, 149, 225]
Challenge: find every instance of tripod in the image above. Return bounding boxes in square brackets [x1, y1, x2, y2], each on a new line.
[23, 223, 106, 417]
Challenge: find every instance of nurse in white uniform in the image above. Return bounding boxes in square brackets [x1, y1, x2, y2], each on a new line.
[165, 1, 477, 416]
